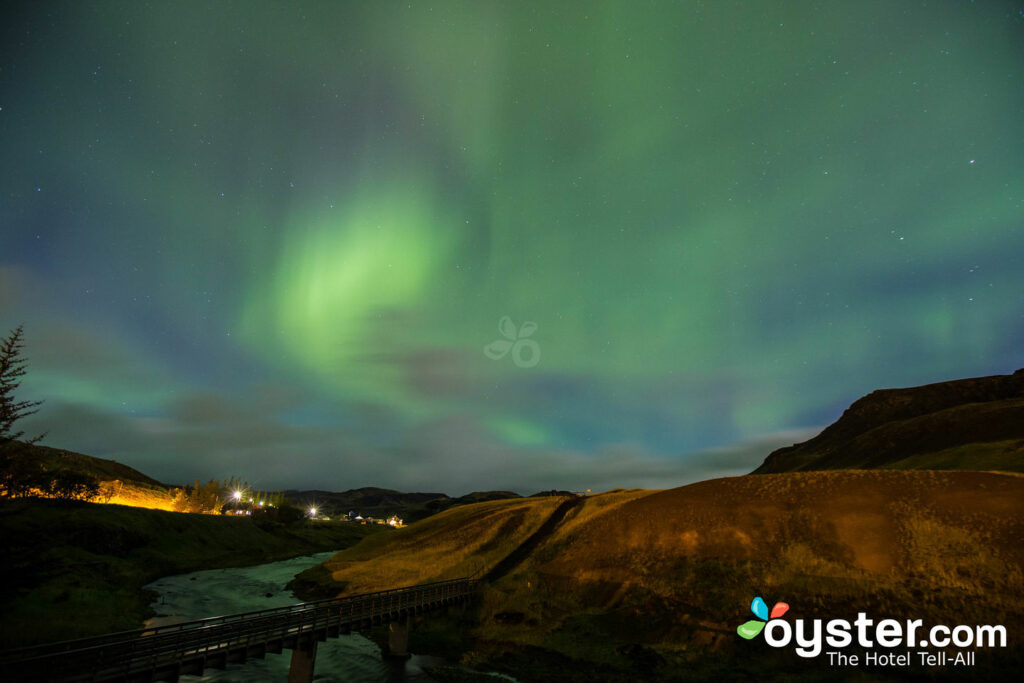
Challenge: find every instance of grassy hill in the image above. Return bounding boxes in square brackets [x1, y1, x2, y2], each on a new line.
[0, 497, 382, 647]
[291, 495, 561, 597]
[754, 368, 1024, 473]
[296, 472, 1024, 681]
[20, 444, 166, 487]
[5, 442, 175, 510]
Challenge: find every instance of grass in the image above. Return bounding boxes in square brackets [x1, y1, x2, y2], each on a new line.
[292, 495, 562, 596]
[0, 497, 383, 647]
[880, 439, 1024, 472]
[24, 443, 167, 488]
[5, 442, 178, 511]
[760, 396, 1024, 473]
[98, 479, 176, 510]
[293, 471, 1024, 681]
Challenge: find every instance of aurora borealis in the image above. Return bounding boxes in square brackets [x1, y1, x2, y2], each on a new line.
[1, 1, 1022, 493]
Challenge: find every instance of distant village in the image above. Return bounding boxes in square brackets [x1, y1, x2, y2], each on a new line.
[312, 510, 405, 528]
[221, 492, 403, 527]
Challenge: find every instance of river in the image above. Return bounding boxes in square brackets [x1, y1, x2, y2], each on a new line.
[144, 551, 445, 682]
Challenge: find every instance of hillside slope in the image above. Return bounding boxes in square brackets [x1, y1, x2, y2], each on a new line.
[754, 368, 1024, 473]
[291, 495, 564, 597]
[296, 473, 1024, 681]
[17, 444, 166, 487]
[5, 442, 175, 509]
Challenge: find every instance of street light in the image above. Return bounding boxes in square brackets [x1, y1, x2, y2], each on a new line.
[232, 490, 242, 501]
[309, 506, 317, 518]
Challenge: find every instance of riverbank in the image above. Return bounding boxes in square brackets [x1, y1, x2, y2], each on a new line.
[143, 554, 448, 681]
[0, 497, 383, 647]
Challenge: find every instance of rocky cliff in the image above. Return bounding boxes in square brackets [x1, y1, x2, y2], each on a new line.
[754, 368, 1024, 473]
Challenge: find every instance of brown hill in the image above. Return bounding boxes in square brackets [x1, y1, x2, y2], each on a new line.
[297, 472, 1024, 680]
[291, 496, 563, 597]
[754, 368, 1024, 473]
[14, 442, 166, 488]
[3, 443, 174, 509]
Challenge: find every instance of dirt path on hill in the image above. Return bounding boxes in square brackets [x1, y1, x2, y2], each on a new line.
[483, 496, 582, 582]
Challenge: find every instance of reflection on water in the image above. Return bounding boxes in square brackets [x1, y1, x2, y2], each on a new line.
[144, 552, 442, 682]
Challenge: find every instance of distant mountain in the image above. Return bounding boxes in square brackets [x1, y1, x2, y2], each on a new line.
[282, 487, 522, 523]
[423, 490, 523, 516]
[754, 368, 1024, 473]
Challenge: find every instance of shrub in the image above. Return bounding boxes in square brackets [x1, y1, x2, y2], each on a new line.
[45, 470, 100, 501]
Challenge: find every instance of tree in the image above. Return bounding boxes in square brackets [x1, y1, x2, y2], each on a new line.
[0, 325, 45, 498]
[170, 478, 225, 514]
[46, 469, 100, 501]
[274, 501, 306, 524]
[0, 325, 44, 448]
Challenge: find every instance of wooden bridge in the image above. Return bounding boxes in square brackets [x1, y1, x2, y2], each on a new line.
[0, 576, 478, 683]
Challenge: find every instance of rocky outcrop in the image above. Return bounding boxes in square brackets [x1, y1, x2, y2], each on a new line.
[754, 368, 1024, 473]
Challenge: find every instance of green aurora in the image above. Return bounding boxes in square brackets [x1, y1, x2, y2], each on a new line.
[1, 1, 1022, 491]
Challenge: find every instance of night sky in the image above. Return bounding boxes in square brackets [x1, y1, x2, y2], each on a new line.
[2, 2, 1022, 494]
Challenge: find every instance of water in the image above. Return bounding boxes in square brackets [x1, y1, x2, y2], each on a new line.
[144, 552, 444, 682]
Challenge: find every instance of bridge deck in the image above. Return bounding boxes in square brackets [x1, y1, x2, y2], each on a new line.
[1, 576, 478, 682]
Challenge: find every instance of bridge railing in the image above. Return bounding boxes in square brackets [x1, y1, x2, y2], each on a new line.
[0, 576, 478, 681]
[5, 576, 472, 657]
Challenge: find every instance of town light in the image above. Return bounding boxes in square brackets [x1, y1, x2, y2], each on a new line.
[309, 507, 317, 518]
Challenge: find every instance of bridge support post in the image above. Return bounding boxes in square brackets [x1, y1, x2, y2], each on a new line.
[287, 639, 318, 683]
[386, 615, 412, 659]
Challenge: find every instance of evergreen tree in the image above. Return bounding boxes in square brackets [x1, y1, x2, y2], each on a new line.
[0, 325, 43, 449]
[0, 325, 45, 498]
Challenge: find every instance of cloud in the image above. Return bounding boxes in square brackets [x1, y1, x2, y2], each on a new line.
[679, 427, 824, 477]
[11, 285, 824, 503]
[401, 347, 474, 398]
[20, 394, 364, 489]
[347, 415, 823, 495]
[2, 266, 827, 496]
[20, 387, 821, 496]
[490, 427, 824, 494]
[0, 265, 42, 311]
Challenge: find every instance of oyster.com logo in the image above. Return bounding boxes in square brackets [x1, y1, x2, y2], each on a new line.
[735, 595, 1006, 667]
[737, 596, 789, 640]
